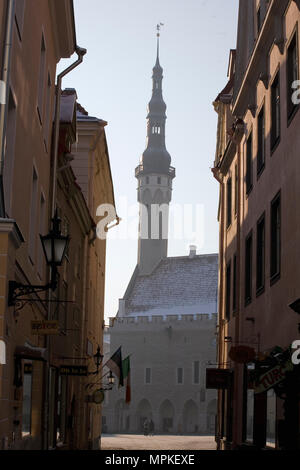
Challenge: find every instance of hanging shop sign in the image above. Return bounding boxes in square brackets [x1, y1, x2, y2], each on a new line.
[254, 361, 294, 394]
[229, 346, 256, 364]
[92, 390, 105, 404]
[31, 320, 60, 335]
[24, 363, 33, 374]
[206, 368, 232, 389]
[59, 365, 88, 376]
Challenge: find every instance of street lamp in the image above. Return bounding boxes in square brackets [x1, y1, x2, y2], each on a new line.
[8, 211, 70, 307]
[107, 370, 115, 386]
[40, 211, 70, 285]
[93, 346, 104, 372]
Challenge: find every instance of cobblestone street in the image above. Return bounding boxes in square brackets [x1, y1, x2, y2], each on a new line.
[100, 434, 216, 450]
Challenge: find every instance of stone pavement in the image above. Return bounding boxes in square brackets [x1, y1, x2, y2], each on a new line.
[100, 434, 216, 450]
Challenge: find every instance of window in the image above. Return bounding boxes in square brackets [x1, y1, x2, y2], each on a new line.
[146, 176, 149, 184]
[257, 5, 262, 34]
[60, 281, 68, 332]
[226, 261, 231, 320]
[3, 90, 17, 215]
[257, 105, 265, 175]
[177, 368, 183, 384]
[246, 389, 254, 443]
[193, 361, 200, 384]
[29, 168, 38, 263]
[270, 192, 281, 280]
[256, 214, 265, 292]
[15, 0, 26, 40]
[266, 389, 276, 448]
[245, 232, 253, 305]
[157, 177, 161, 184]
[271, 72, 280, 149]
[22, 362, 32, 436]
[145, 368, 151, 384]
[246, 132, 253, 194]
[233, 254, 237, 312]
[37, 193, 46, 278]
[226, 177, 232, 228]
[287, 32, 299, 120]
[44, 72, 52, 150]
[234, 164, 238, 216]
[37, 34, 46, 123]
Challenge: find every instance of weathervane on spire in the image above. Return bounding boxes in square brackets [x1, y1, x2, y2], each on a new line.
[156, 23, 164, 61]
[156, 23, 164, 37]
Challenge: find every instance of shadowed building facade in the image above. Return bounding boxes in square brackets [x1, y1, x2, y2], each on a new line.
[0, 1, 116, 450]
[212, 0, 300, 451]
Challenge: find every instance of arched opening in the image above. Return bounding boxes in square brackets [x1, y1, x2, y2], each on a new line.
[207, 399, 217, 434]
[182, 399, 199, 434]
[159, 399, 175, 433]
[114, 399, 126, 432]
[136, 399, 152, 433]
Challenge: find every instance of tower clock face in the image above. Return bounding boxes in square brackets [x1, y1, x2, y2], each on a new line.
[93, 390, 105, 404]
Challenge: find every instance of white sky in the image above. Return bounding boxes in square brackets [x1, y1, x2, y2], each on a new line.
[59, 0, 239, 321]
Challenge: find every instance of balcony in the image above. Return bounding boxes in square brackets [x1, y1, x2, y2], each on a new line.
[135, 164, 176, 178]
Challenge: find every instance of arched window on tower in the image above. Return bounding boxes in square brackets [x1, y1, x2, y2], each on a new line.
[152, 126, 161, 135]
[159, 211, 163, 240]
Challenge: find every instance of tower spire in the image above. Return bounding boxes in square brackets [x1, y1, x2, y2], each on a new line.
[135, 27, 176, 275]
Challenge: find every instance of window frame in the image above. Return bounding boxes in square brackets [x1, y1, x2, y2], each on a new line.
[256, 212, 265, 295]
[225, 260, 231, 320]
[176, 367, 184, 385]
[286, 27, 299, 124]
[145, 367, 152, 384]
[270, 69, 281, 152]
[245, 231, 253, 306]
[15, 0, 26, 41]
[257, 102, 266, 177]
[233, 253, 237, 313]
[245, 131, 253, 195]
[270, 191, 281, 284]
[193, 361, 200, 385]
[226, 176, 232, 228]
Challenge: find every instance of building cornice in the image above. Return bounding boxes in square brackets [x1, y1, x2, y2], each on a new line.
[0, 218, 24, 248]
[49, 0, 76, 61]
[232, 0, 295, 118]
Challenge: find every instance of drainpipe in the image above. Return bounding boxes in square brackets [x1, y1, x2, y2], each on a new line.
[0, 0, 16, 218]
[43, 45, 87, 451]
[50, 45, 87, 218]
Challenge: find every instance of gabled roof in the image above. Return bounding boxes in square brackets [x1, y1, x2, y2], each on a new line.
[121, 253, 218, 317]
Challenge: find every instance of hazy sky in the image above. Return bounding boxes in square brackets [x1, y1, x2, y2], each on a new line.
[59, 0, 239, 321]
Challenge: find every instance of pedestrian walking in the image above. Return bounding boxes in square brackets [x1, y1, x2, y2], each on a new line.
[143, 418, 149, 436]
[149, 419, 155, 436]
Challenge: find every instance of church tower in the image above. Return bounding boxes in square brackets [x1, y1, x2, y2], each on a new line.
[135, 26, 175, 275]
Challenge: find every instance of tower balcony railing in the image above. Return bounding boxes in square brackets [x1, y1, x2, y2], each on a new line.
[135, 164, 176, 178]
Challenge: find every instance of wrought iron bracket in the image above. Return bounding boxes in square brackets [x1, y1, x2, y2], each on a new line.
[8, 279, 56, 307]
